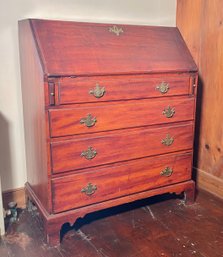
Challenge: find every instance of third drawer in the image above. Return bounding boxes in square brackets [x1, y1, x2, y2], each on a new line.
[50, 122, 194, 174]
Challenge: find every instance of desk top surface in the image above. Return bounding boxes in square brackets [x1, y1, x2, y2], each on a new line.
[22, 19, 197, 77]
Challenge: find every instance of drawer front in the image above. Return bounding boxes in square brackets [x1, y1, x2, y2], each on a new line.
[49, 97, 195, 137]
[52, 152, 192, 213]
[51, 123, 193, 174]
[57, 75, 191, 105]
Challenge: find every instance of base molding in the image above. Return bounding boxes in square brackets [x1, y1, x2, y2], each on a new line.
[2, 187, 26, 209]
[26, 180, 195, 246]
[196, 168, 223, 199]
[3, 171, 223, 211]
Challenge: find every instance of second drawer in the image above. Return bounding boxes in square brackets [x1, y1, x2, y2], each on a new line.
[49, 97, 195, 137]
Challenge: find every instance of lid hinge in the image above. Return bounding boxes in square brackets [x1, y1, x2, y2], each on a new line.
[48, 81, 55, 105]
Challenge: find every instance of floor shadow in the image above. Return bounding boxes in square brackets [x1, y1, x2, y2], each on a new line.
[60, 193, 181, 241]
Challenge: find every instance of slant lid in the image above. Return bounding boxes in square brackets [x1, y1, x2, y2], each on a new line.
[30, 19, 197, 77]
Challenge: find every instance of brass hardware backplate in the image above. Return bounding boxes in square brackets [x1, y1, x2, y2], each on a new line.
[80, 114, 97, 127]
[156, 82, 169, 94]
[162, 134, 174, 146]
[163, 106, 175, 118]
[81, 147, 97, 160]
[89, 83, 106, 98]
[109, 25, 123, 36]
[160, 167, 173, 177]
[81, 183, 97, 196]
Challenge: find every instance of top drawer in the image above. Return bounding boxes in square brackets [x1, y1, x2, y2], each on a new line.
[54, 74, 192, 105]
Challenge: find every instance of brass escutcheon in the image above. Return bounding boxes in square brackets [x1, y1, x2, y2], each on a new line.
[160, 167, 173, 177]
[163, 106, 175, 118]
[161, 134, 174, 146]
[80, 114, 97, 127]
[156, 82, 169, 94]
[81, 147, 97, 160]
[81, 183, 97, 196]
[89, 83, 106, 98]
[108, 25, 123, 36]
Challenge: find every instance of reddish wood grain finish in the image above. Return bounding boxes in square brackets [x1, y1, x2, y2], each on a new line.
[49, 97, 195, 137]
[31, 19, 197, 76]
[52, 152, 192, 213]
[18, 20, 50, 212]
[26, 180, 195, 246]
[57, 74, 191, 104]
[19, 19, 198, 246]
[51, 123, 194, 174]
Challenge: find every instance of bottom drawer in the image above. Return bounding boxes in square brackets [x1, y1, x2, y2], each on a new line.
[52, 152, 192, 213]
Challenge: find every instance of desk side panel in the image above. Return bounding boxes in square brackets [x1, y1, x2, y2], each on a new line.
[18, 20, 50, 212]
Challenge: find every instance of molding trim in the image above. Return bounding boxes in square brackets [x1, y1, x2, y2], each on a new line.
[2, 187, 26, 209]
[196, 168, 223, 199]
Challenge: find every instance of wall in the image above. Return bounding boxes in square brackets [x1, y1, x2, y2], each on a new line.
[0, 0, 176, 191]
[177, 0, 223, 198]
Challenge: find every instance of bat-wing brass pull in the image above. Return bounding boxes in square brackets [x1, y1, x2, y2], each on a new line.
[156, 82, 169, 94]
[81, 183, 97, 196]
[80, 114, 97, 127]
[81, 147, 97, 160]
[163, 106, 175, 118]
[161, 134, 174, 146]
[160, 167, 173, 177]
[89, 83, 106, 98]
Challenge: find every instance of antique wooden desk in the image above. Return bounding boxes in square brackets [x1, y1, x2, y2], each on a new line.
[19, 19, 198, 246]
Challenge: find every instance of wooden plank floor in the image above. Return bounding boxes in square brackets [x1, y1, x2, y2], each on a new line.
[1, 190, 223, 257]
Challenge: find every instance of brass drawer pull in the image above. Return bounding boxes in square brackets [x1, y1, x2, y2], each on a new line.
[156, 82, 169, 94]
[160, 167, 173, 177]
[162, 134, 174, 146]
[80, 114, 97, 127]
[81, 147, 97, 160]
[81, 183, 97, 196]
[109, 25, 123, 36]
[89, 83, 106, 98]
[163, 106, 175, 118]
